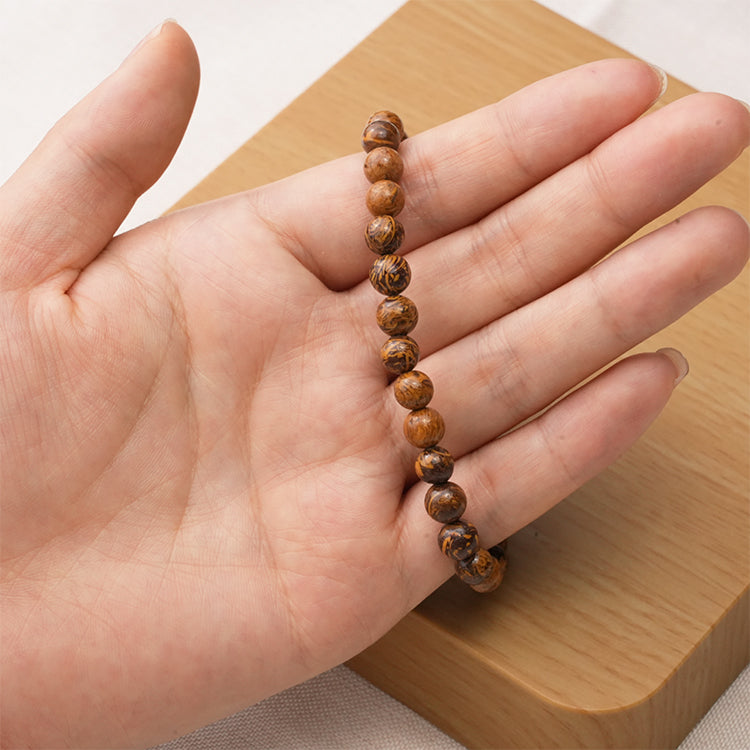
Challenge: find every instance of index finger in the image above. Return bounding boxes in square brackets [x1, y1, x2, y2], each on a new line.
[245, 58, 666, 290]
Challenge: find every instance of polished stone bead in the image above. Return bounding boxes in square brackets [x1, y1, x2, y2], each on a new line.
[365, 216, 404, 255]
[377, 296, 418, 336]
[365, 215, 405, 255]
[489, 540, 508, 561]
[362, 120, 401, 152]
[364, 146, 404, 184]
[455, 547, 500, 585]
[424, 482, 466, 523]
[380, 336, 419, 375]
[415, 446, 454, 483]
[369, 255, 411, 295]
[393, 369, 433, 409]
[404, 407, 445, 448]
[366, 180, 405, 216]
[468, 552, 506, 593]
[367, 110, 406, 140]
[438, 520, 479, 561]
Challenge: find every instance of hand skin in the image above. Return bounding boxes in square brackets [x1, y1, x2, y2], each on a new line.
[1, 22, 748, 750]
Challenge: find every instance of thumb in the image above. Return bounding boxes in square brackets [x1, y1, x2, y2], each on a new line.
[0, 20, 200, 291]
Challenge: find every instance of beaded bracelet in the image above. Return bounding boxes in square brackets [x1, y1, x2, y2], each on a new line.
[362, 111, 507, 593]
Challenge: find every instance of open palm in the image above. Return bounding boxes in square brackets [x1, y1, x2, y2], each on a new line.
[1, 23, 748, 750]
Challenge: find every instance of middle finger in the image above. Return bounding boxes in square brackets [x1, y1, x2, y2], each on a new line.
[380, 92, 748, 357]
[390, 203, 748, 462]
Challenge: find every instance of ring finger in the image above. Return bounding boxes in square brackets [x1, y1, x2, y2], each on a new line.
[383, 204, 748, 467]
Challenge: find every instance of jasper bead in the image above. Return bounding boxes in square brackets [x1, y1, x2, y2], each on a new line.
[381, 336, 419, 375]
[364, 147, 404, 183]
[468, 554, 506, 593]
[455, 547, 499, 585]
[365, 215, 405, 255]
[438, 520, 479, 561]
[377, 296, 418, 336]
[404, 407, 445, 448]
[366, 180, 405, 216]
[362, 120, 401, 152]
[489, 540, 509, 560]
[367, 110, 406, 140]
[369, 254, 411, 295]
[415, 446, 454, 483]
[424, 482, 467, 523]
[393, 370, 433, 409]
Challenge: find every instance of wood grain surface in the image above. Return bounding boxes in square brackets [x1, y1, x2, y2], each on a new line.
[173, 1, 749, 747]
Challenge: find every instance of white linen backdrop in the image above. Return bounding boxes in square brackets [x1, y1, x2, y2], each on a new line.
[0, 2, 747, 748]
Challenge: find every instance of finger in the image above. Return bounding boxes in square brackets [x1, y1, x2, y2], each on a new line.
[249, 58, 666, 289]
[396, 92, 750, 354]
[0, 21, 200, 291]
[386, 205, 747, 466]
[396, 351, 683, 598]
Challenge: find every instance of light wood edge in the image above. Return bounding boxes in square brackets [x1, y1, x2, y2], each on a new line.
[348, 586, 748, 749]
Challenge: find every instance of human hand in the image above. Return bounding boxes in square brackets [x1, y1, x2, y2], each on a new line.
[1, 22, 748, 749]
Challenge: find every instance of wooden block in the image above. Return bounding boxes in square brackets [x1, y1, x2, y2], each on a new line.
[173, 1, 749, 747]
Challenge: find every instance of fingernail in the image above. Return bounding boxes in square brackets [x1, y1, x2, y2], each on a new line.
[126, 19, 177, 61]
[657, 347, 689, 386]
[648, 63, 668, 104]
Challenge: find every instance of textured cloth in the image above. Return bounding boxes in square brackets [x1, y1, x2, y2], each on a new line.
[680, 664, 750, 749]
[154, 663, 750, 749]
[154, 666, 463, 750]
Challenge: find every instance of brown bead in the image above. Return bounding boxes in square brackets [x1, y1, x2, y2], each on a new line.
[364, 147, 404, 184]
[455, 547, 498, 584]
[367, 110, 406, 140]
[381, 336, 419, 375]
[393, 370, 433, 409]
[362, 120, 401, 152]
[365, 215, 405, 255]
[377, 296, 418, 336]
[404, 407, 445, 449]
[369, 255, 411, 295]
[489, 540, 509, 560]
[366, 180, 405, 217]
[438, 520, 479, 561]
[415, 446, 454, 483]
[468, 553, 506, 593]
[424, 482, 467, 523]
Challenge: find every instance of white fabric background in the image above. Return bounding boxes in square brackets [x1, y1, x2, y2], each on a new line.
[0, 1, 747, 748]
